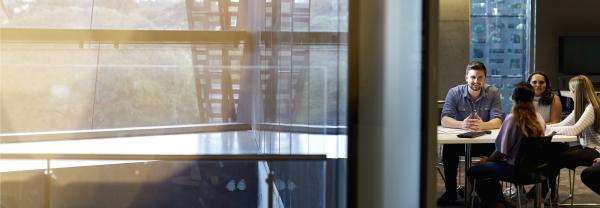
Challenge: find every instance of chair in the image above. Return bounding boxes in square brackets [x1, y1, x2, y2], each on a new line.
[503, 135, 553, 208]
[472, 135, 552, 208]
[436, 144, 446, 184]
[556, 165, 600, 207]
[564, 166, 577, 207]
[436, 102, 446, 184]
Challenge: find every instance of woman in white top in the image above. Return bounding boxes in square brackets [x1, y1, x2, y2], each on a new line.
[527, 72, 562, 124]
[546, 75, 600, 200]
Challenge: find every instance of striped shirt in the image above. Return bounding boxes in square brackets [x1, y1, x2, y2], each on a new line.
[548, 104, 600, 152]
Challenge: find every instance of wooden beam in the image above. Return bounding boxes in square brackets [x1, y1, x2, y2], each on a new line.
[260, 31, 348, 45]
[0, 28, 251, 43]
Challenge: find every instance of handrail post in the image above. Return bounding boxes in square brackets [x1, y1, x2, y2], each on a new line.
[44, 159, 51, 208]
[266, 171, 275, 208]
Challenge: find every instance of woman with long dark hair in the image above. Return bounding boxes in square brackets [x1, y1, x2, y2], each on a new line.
[527, 72, 562, 123]
[467, 82, 545, 207]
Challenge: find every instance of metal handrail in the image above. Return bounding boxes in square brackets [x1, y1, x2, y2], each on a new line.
[0, 153, 327, 161]
[0, 122, 347, 143]
[0, 123, 251, 143]
[256, 123, 347, 134]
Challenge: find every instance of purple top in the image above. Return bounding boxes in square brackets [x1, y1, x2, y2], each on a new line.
[495, 114, 522, 165]
[495, 113, 545, 165]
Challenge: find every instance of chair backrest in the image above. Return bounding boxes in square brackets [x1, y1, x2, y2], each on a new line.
[437, 100, 444, 125]
[556, 90, 573, 118]
[513, 135, 553, 171]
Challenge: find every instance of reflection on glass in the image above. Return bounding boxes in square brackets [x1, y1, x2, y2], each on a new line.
[92, 0, 188, 30]
[1, 0, 347, 206]
[0, 0, 94, 29]
[94, 44, 199, 128]
[470, 0, 531, 112]
[0, 43, 98, 132]
[0, 160, 328, 208]
[1, 0, 348, 133]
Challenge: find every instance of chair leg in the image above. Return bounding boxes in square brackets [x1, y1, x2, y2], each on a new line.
[558, 167, 600, 207]
[436, 145, 446, 184]
[535, 182, 542, 208]
[516, 185, 522, 208]
[436, 166, 446, 184]
[471, 179, 478, 208]
[554, 171, 560, 205]
[570, 168, 575, 207]
[558, 168, 575, 206]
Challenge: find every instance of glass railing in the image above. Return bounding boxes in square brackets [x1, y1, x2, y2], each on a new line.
[0, 154, 327, 208]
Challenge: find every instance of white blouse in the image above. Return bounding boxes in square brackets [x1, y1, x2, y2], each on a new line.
[533, 96, 552, 122]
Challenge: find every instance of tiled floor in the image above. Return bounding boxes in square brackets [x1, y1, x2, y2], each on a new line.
[436, 165, 600, 207]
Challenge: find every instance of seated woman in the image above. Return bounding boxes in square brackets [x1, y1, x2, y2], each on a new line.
[525, 71, 564, 199]
[528, 72, 562, 124]
[547, 75, 600, 197]
[467, 82, 545, 208]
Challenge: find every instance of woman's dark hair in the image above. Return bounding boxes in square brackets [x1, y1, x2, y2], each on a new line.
[527, 72, 554, 105]
[512, 82, 544, 137]
[512, 82, 535, 104]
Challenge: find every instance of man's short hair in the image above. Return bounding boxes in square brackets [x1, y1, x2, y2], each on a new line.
[465, 61, 487, 76]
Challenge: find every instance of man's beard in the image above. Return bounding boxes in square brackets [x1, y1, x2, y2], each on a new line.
[469, 83, 481, 91]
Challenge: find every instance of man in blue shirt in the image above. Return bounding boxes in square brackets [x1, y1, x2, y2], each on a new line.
[438, 61, 504, 206]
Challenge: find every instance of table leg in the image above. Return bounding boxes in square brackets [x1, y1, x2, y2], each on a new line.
[465, 144, 472, 207]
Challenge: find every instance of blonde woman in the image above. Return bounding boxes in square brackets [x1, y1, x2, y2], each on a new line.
[546, 75, 600, 199]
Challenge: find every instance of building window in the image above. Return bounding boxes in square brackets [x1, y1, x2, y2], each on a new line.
[470, 0, 531, 112]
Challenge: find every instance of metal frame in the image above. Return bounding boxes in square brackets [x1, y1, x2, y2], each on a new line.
[0, 123, 251, 143]
[0, 153, 327, 161]
[558, 167, 600, 207]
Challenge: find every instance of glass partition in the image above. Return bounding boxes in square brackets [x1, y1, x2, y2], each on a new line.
[1, 0, 348, 135]
[1, 0, 347, 207]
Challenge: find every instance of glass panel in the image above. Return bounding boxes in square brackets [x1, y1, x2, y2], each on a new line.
[0, 43, 98, 133]
[310, 0, 349, 32]
[0, 159, 46, 208]
[0, 159, 326, 207]
[1, 1, 348, 133]
[470, 0, 531, 112]
[47, 160, 263, 207]
[92, 0, 189, 30]
[181, 0, 247, 31]
[270, 160, 328, 207]
[0, 0, 94, 29]
[257, 131, 347, 158]
[1, 0, 348, 205]
[93, 43, 201, 128]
